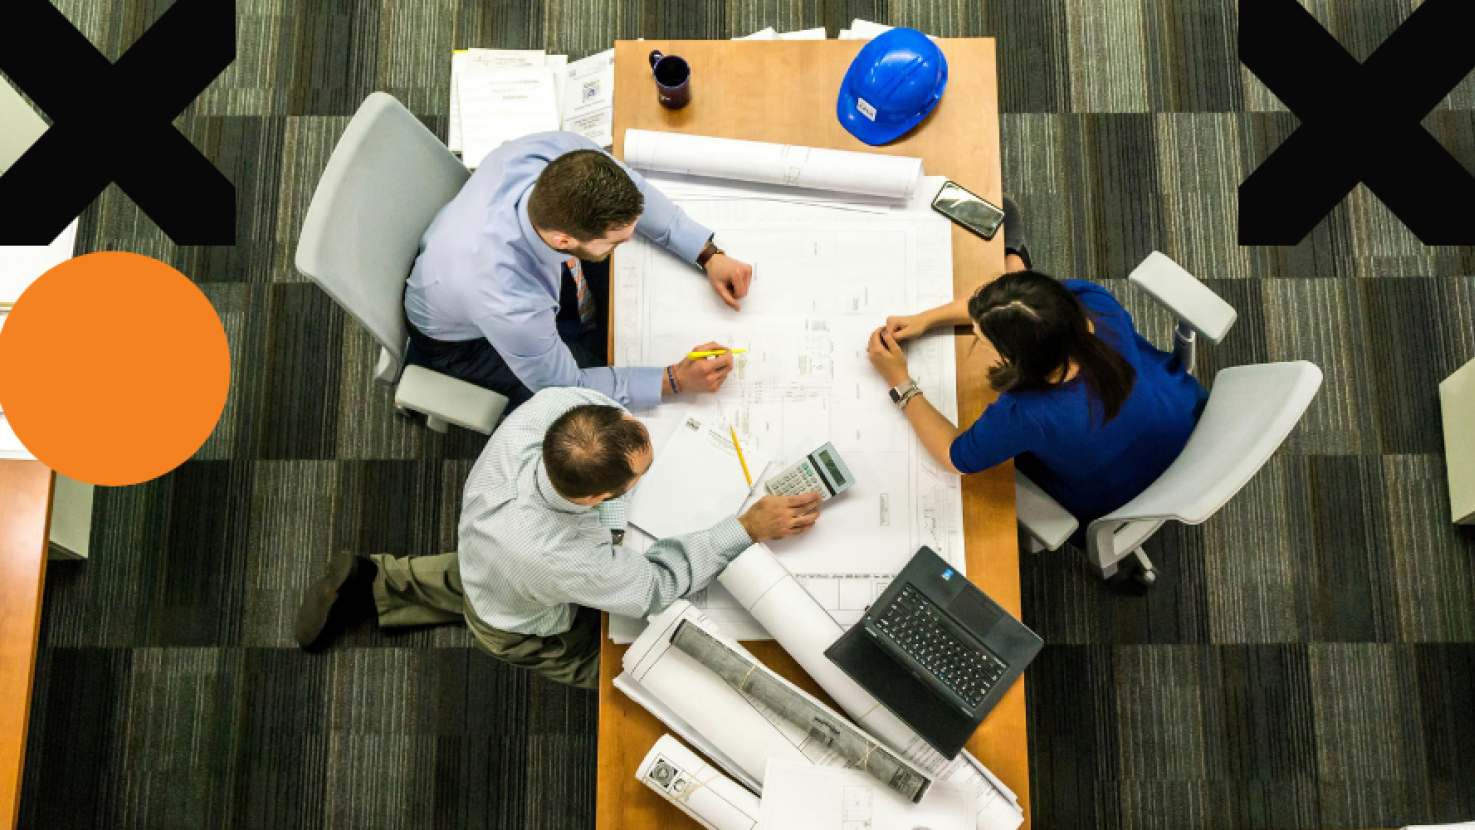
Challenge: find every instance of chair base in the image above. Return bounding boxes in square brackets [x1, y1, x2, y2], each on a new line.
[1098, 546, 1156, 586]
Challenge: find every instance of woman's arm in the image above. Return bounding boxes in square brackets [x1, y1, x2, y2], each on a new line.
[867, 328, 964, 474]
[899, 392, 963, 474]
[886, 296, 972, 341]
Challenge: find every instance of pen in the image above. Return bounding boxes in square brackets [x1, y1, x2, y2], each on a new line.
[0, 302, 12, 311]
[688, 349, 747, 359]
[729, 424, 753, 487]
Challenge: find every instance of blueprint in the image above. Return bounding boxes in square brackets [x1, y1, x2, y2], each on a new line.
[611, 172, 964, 642]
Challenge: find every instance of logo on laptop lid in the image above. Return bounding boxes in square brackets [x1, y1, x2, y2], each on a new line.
[941, 569, 954, 580]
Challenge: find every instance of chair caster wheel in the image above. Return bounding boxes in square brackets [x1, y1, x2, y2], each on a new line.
[1133, 567, 1157, 587]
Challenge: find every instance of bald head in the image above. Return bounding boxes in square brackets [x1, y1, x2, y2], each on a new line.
[543, 405, 653, 502]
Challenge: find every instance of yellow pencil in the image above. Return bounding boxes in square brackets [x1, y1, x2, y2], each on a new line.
[729, 425, 752, 486]
[688, 349, 747, 359]
[0, 302, 12, 311]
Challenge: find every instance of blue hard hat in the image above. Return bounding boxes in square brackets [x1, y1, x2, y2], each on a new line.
[837, 28, 948, 146]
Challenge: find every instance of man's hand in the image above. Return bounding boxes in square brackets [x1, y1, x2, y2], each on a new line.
[668, 341, 734, 394]
[739, 493, 822, 542]
[867, 327, 911, 387]
[705, 254, 753, 312]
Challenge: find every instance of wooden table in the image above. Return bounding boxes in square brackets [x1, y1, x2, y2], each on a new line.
[596, 38, 1024, 829]
[0, 461, 54, 829]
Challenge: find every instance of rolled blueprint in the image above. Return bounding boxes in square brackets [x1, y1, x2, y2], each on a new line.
[719, 543, 1026, 830]
[624, 129, 924, 200]
[636, 735, 761, 830]
[670, 620, 933, 803]
[623, 600, 843, 787]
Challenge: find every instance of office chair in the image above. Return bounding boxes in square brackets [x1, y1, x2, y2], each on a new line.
[1014, 252, 1323, 585]
[295, 92, 507, 434]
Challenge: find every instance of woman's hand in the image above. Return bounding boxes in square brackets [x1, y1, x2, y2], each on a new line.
[884, 313, 930, 343]
[867, 327, 911, 387]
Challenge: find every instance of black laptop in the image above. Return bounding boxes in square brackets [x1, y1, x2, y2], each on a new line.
[825, 546, 1043, 759]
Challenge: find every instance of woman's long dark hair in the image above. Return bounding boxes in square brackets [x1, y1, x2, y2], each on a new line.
[967, 271, 1136, 425]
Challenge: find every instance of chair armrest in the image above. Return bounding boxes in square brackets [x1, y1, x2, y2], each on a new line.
[1128, 251, 1236, 344]
[1014, 469, 1078, 551]
[394, 366, 507, 434]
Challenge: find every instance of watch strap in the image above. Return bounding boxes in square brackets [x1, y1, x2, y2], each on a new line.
[697, 240, 722, 268]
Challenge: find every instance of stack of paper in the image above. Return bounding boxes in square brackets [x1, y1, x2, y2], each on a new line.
[760, 761, 975, 830]
[734, 27, 827, 40]
[447, 48, 614, 167]
[839, 18, 937, 39]
[628, 412, 770, 541]
[1, 218, 79, 461]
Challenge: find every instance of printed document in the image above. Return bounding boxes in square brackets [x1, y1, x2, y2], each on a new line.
[457, 63, 559, 169]
[0, 218, 79, 303]
[447, 49, 546, 153]
[759, 760, 975, 830]
[628, 412, 770, 541]
[562, 49, 615, 147]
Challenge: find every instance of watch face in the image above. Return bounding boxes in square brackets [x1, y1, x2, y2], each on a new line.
[889, 387, 903, 403]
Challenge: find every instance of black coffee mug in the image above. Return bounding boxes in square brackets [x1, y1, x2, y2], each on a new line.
[649, 51, 692, 109]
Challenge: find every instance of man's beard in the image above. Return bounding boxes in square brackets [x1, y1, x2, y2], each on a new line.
[560, 242, 612, 262]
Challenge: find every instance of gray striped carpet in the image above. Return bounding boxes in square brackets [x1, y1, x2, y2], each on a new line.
[14, 0, 1475, 827]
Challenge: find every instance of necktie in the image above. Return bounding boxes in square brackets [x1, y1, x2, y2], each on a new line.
[567, 258, 596, 326]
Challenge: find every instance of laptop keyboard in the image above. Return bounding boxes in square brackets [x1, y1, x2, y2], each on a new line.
[874, 585, 1009, 708]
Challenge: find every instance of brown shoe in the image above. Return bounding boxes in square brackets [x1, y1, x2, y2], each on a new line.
[295, 551, 376, 649]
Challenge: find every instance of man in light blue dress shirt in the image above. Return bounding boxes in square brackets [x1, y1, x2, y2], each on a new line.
[404, 131, 755, 411]
[293, 388, 822, 688]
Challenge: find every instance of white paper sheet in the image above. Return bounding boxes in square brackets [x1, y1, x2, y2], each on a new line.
[760, 760, 975, 830]
[637, 736, 761, 830]
[0, 414, 34, 461]
[734, 27, 778, 40]
[613, 178, 965, 635]
[624, 130, 923, 201]
[777, 27, 827, 40]
[1, 219, 79, 303]
[457, 63, 559, 169]
[448, 49, 547, 153]
[629, 412, 770, 541]
[719, 543, 1025, 829]
[614, 673, 762, 793]
[562, 49, 615, 147]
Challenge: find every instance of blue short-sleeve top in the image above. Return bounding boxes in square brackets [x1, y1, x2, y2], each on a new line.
[948, 279, 1208, 532]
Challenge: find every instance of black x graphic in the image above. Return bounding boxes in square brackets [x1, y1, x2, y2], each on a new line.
[0, 0, 235, 246]
[1240, 0, 1475, 246]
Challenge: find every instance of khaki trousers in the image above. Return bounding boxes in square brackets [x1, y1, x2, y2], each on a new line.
[370, 552, 602, 690]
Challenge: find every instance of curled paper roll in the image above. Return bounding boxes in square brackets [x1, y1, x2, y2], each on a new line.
[636, 735, 760, 830]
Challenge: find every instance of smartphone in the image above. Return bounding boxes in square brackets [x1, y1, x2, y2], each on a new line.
[931, 181, 1006, 240]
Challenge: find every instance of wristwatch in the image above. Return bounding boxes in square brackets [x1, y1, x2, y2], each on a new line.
[697, 239, 723, 269]
[889, 379, 922, 409]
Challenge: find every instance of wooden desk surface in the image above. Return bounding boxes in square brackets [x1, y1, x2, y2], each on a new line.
[597, 38, 1024, 829]
[0, 461, 53, 830]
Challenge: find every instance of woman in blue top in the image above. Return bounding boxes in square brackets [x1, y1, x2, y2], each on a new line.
[866, 247, 1207, 549]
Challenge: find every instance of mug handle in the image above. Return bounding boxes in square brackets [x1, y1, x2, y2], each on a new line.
[649, 50, 663, 69]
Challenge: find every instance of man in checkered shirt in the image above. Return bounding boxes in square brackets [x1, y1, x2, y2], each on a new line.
[294, 387, 821, 688]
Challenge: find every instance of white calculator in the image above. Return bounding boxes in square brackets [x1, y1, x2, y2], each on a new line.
[764, 442, 855, 501]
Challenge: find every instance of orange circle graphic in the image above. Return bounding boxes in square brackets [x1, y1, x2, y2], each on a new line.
[0, 252, 230, 486]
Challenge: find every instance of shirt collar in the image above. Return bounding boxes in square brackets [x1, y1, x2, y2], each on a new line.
[534, 460, 590, 515]
[517, 187, 573, 269]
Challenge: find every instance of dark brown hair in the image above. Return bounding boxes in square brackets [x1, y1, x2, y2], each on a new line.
[543, 405, 652, 499]
[527, 150, 644, 241]
[967, 271, 1137, 425]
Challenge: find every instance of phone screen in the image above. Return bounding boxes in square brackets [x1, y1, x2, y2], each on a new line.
[932, 182, 1006, 240]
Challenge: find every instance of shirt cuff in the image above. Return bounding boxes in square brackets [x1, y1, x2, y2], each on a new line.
[670, 216, 714, 265]
[708, 515, 755, 564]
[631, 366, 665, 408]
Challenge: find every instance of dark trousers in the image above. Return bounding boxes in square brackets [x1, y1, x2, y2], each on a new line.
[405, 258, 611, 412]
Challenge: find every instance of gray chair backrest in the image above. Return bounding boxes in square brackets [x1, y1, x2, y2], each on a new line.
[294, 92, 469, 376]
[1090, 362, 1322, 542]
